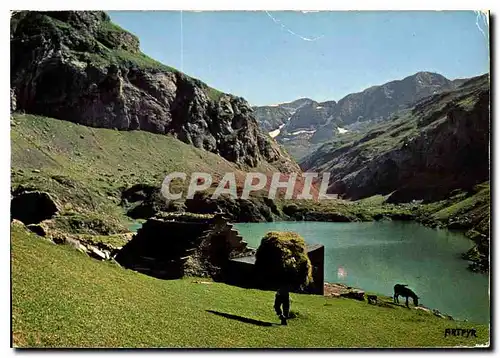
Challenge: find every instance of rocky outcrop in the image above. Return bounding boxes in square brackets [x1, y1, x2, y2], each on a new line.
[324, 283, 365, 301]
[11, 190, 60, 225]
[15, 216, 132, 261]
[254, 72, 467, 160]
[10, 11, 298, 172]
[282, 203, 356, 222]
[184, 192, 280, 222]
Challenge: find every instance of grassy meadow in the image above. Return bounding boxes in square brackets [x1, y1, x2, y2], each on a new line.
[11, 223, 489, 348]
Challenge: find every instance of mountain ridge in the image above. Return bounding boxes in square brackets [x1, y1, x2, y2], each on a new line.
[10, 10, 299, 173]
[254, 71, 474, 160]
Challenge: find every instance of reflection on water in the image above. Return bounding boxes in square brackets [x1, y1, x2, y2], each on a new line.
[235, 221, 490, 324]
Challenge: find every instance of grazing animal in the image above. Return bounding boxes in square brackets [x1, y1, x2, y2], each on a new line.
[367, 295, 378, 305]
[393, 284, 419, 308]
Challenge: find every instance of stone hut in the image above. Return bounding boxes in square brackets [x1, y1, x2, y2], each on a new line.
[115, 212, 325, 295]
[115, 213, 252, 280]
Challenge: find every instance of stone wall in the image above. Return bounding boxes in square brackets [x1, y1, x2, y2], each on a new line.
[226, 243, 325, 295]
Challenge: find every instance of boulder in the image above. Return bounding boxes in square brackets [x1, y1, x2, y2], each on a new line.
[11, 190, 59, 225]
[55, 236, 88, 254]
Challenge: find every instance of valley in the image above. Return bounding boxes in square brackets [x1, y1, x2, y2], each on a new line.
[9, 10, 491, 348]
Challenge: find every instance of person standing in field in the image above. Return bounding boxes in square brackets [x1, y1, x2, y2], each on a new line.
[274, 286, 290, 325]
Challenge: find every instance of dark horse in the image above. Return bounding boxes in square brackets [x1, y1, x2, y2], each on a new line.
[393, 284, 419, 308]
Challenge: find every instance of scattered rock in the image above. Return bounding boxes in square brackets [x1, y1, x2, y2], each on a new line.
[341, 289, 365, 301]
[324, 283, 365, 301]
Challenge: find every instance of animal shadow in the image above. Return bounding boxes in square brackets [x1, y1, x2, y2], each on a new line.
[206, 310, 278, 327]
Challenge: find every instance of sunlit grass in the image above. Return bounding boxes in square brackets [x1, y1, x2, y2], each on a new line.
[12, 223, 489, 348]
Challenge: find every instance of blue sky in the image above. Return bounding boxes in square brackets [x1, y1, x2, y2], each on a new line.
[109, 11, 489, 106]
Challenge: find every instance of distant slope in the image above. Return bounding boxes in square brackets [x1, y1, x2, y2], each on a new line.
[12, 222, 488, 347]
[251, 98, 314, 133]
[301, 74, 490, 203]
[327, 72, 459, 127]
[11, 113, 289, 231]
[254, 72, 468, 160]
[252, 106, 291, 133]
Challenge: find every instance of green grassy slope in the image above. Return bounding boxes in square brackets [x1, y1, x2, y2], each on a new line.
[11, 223, 489, 348]
[11, 113, 258, 232]
[11, 113, 414, 231]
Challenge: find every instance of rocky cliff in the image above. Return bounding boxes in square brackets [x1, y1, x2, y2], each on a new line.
[301, 74, 490, 203]
[10, 11, 298, 172]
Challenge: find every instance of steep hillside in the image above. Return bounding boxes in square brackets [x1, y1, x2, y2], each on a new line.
[10, 11, 298, 173]
[301, 74, 489, 203]
[328, 72, 459, 127]
[254, 72, 467, 160]
[301, 75, 490, 270]
[10, 113, 258, 232]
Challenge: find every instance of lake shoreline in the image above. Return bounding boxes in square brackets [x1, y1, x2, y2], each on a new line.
[235, 220, 490, 324]
[323, 282, 458, 322]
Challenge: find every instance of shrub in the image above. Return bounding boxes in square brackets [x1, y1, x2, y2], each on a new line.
[255, 231, 312, 291]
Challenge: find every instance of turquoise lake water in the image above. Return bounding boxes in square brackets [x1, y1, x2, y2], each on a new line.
[234, 221, 490, 324]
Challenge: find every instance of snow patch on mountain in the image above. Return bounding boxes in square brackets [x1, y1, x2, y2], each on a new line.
[290, 129, 317, 136]
[269, 123, 286, 138]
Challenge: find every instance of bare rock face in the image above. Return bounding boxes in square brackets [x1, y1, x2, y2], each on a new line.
[303, 74, 490, 203]
[10, 11, 299, 173]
